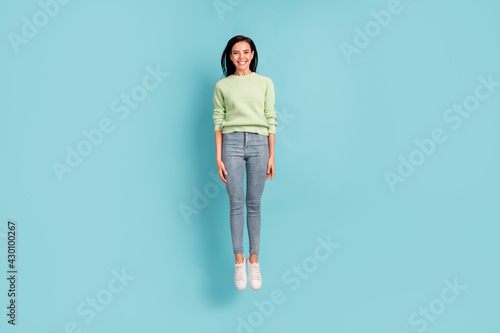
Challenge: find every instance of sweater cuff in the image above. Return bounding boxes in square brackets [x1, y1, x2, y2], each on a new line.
[268, 125, 276, 134]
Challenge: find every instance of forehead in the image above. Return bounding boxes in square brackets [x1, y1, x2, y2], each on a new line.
[232, 42, 251, 51]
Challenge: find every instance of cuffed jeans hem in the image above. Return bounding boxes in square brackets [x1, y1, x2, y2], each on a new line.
[233, 250, 259, 255]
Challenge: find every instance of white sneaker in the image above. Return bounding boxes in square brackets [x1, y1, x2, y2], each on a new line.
[246, 257, 262, 290]
[234, 257, 247, 291]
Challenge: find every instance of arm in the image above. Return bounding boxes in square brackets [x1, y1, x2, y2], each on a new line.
[213, 82, 225, 162]
[268, 133, 275, 159]
[264, 79, 278, 135]
[213, 83, 225, 132]
[213, 83, 227, 183]
[266, 133, 275, 180]
[215, 130, 223, 162]
[265, 79, 277, 180]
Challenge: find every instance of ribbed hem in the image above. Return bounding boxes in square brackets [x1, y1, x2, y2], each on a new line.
[222, 125, 269, 136]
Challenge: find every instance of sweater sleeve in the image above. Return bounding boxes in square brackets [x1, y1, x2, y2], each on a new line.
[264, 79, 278, 134]
[213, 82, 225, 132]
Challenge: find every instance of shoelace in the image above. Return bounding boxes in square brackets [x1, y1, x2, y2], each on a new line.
[235, 263, 245, 281]
[249, 262, 261, 281]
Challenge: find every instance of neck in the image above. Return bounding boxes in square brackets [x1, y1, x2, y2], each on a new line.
[233, 69, 252, 76]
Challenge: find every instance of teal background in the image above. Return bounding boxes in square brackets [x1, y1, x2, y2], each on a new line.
[1, 0, 499, 332]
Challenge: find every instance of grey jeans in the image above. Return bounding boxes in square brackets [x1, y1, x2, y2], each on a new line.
[222, 131, 269, 255]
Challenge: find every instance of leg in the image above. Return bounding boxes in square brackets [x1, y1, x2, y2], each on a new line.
[245, 134, 269, 260]
[222, 133, 246, 257]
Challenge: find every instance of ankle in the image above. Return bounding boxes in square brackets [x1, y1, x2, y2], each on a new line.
[235, 254, 244, 264]
[249, 255, 259, 264]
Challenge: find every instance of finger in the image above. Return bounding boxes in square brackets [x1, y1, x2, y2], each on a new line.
[219, 170, 227, 183]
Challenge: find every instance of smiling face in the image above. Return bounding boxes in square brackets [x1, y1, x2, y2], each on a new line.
[230, 41, 254, 73]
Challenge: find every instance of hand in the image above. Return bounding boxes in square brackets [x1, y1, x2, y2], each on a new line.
[266, 156, 275, 180]
[217, 159, 228, 184]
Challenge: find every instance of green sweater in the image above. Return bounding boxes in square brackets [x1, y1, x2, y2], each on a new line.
[213, 72, 278, 135]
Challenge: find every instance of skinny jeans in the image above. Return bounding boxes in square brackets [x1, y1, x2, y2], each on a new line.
[222, 131, 269, 255]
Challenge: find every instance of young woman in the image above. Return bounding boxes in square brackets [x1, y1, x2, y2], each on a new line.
[213, 35, 277, 291]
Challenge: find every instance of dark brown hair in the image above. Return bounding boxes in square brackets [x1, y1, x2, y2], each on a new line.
[220, 35, 258, 77]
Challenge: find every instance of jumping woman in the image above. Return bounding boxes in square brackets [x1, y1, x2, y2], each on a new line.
[213, 35, 277, 291]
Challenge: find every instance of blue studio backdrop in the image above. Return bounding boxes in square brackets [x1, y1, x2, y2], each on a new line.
[1, 0, 499, 332]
